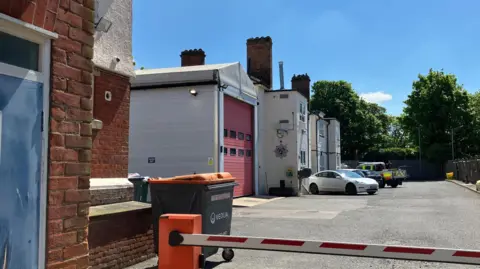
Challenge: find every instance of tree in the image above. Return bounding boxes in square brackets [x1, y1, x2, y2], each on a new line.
[384, 116, 411, 148]
[310, 80, 390, 159]
[399, 69, 475, 162]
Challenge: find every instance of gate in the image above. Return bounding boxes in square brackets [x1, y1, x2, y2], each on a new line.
[158, 214, 480, 269]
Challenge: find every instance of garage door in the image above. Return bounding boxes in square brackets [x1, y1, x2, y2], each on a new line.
[223, 95, 254, 197]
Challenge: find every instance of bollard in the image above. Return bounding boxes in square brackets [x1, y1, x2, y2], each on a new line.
[159, 214, 202, 269]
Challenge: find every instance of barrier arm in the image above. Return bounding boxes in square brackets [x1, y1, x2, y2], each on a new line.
[159, 214, 480, 269]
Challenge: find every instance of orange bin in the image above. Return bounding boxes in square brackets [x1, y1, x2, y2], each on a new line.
[149, 172, 237, 262]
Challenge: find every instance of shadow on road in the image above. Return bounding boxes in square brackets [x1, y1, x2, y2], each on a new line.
[205, 261, 226, 268]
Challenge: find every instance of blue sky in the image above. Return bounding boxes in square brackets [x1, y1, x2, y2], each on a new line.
[133, 0, 480, 116]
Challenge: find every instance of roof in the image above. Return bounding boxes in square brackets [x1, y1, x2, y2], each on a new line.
[132, 62, 257, 99]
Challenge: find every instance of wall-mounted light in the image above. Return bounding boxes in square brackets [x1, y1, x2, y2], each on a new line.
[189, 89, 198, 96]
[95, 17, 113, 33]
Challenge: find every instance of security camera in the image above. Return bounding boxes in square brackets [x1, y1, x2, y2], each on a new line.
[114, 57, 120, 63]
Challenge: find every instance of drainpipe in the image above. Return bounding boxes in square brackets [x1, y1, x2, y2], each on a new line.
[325, 119, 330, 170]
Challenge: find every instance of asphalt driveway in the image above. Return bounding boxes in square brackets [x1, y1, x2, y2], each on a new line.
[129, 181, 480, 269]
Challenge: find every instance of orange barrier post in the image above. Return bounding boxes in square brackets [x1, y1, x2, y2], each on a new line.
[159, 214, 202, 269]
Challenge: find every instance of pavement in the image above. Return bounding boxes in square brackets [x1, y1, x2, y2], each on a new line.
[447, 179, 479, 194]
[232, 195, 284, 208]
[127, 181, 480, 269]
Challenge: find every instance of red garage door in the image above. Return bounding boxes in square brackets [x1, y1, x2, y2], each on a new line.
[223, 95, 254, 197]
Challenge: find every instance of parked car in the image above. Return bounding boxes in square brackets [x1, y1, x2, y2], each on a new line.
[356, 162, 407, 188]
[306, 169, 379, 195]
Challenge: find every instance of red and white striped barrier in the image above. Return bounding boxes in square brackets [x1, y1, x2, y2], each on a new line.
[172, 232, 480, 265]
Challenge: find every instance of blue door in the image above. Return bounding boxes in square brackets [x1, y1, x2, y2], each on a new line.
[0, 73, 43, 269]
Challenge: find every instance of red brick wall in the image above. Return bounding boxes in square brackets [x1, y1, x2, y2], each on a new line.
[88, 207, 155, 268]
[92, 68, 130, 178]
[1, 0, 95, 268]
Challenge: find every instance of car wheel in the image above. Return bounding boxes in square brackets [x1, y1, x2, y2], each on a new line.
[391, 182, 398, 188]
[367, 191, 376, 195]
[309, 183, 319, 194]
[379, 180, 385, 188]
[345, 183, 357, 195]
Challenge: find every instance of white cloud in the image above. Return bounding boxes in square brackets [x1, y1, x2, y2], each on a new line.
[359, 91, 393, 104]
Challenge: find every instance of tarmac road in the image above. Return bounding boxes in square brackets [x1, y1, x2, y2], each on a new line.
[129, 181, 480, 269]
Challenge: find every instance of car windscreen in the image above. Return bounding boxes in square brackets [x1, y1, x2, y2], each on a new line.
[337, 170, 363, 178]
[352, 170, 366, 177]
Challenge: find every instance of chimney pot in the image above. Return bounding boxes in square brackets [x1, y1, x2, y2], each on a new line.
[246, 36, 273, 89]
[180, 49, 206, 66]
[291, 74, 311, 101]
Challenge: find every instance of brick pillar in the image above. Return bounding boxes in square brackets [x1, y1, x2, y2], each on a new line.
[246, 36, 273, 89]
[292, 74, 311, 101]
[1, 0, 95, 268]
[180, 49, 206, 66]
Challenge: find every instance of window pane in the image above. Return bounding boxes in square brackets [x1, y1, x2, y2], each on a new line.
[246, 150, 252, 157]
[238, 132, 245, 140]
[238, 149, 245, 157]
[223, 147, 227, 154]
[224, 129, 228, 137]
[0, 32, 39, 71]
[229, 148, 236, 156]
[230, 130, 236, 138]
[246, 134, 251, 141]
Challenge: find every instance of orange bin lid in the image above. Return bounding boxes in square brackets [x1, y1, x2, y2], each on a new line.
[148, 172, 236, 185]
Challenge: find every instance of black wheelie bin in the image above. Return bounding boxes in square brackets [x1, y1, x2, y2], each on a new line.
[149, 172, 237, 263]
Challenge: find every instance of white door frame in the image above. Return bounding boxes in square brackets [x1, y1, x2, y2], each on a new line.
[0, 13, 58, 269]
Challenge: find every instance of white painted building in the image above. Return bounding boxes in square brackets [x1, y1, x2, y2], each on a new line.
[262, 90, 309, 195]
[130, 60, 259, 197]
[309, 113, 341, 172]
[93, 0, 134, 77]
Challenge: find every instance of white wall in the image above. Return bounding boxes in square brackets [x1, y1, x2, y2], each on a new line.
[309, 115, 329, 173]
[263, 91, 307, 194]
[327, 119, 341, 169]
[93, 0, 134, 77]
[129, 85, 216, 178]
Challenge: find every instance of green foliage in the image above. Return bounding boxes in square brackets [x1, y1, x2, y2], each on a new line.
[399, 69, 476, 162]
[363, 147, 418, 161]
[310, 80, 391, 159]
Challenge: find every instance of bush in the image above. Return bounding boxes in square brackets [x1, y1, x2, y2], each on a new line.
[363, 148, 418, 161]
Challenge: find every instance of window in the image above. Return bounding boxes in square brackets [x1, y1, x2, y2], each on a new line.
[238, 149, 245, 157]
[327, 172, 338, 178]
[0, 32, 39, 71]
[246, 134, 252, 141]
[224, 129, 228, 137]
[229, 148, 236, 156]
[279, 93, 289, 99]
[318, 121, 325, 137]
[318, 172, 329, 178]
[300, 150, 306, 164]
[246, 150, 252, 157]
[223, 147, 228, 155]
[230, 130, 236, 139]
[299, 103, 306, 122]
[238, 132, 245, 140]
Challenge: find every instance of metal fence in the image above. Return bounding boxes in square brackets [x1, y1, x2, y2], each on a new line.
[446, 159, 480, 184]
[343, 160, 443, 180]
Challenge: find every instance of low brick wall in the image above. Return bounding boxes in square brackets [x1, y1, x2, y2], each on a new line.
[90, 186, 133, 206]
[88, 202, 156, 268]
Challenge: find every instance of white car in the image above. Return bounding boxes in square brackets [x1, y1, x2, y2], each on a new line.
[306, 169, 379, 195]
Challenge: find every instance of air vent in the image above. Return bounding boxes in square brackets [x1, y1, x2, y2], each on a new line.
[279, 120, 289, 124]
[279, 94, 289, 99]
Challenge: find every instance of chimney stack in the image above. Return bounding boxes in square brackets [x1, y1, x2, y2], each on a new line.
[246, 36, 273, 89]
[180, 49, 206, 66]
[292, 74, 311, 101]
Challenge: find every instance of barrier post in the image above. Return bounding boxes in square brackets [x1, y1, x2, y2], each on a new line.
[158, 214, 202, 269]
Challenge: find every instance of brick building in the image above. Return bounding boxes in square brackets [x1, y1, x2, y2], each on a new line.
[0, 0, 134, 268]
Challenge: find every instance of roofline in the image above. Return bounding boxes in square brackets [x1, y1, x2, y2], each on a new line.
[131, 80, 218, 90]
